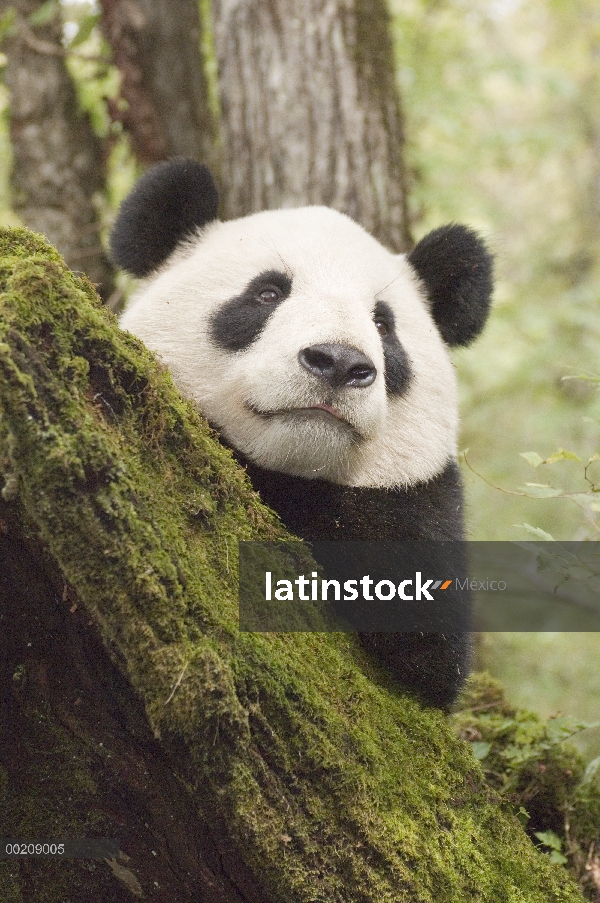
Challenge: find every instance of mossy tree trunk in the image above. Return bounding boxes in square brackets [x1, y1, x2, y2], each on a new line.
[0, 232, 586, 902]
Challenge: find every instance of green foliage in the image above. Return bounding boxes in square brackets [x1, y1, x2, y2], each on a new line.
[533, 831, 568, 867]
[0, 9, 17, 43]
[512, 440, 600, 536]
[57, 1, 138, 297]
[476, 633, 600, 759]
[67, 9, 99, 49]
[0, 74, 12, 228]
[391, 0, 600, 541]
[455, 673, 600, 898]
[60, 1, 121, 139]
[28, 0, 59, 28]
[198, 0, 221, 124]
[0, 0, 137, 253]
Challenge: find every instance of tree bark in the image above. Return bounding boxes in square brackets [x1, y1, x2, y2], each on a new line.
[0, 228, 585, 902]
[98, 0, 217, 170]
[3, 0, 116, 301]
[211, 0, 411, 250]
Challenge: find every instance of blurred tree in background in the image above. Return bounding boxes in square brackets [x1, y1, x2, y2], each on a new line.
[0, 0, 411, 290]
[3, 0, 115, 298]
[98, 0, 216, 167]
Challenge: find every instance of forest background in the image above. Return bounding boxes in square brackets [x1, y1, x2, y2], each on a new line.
[0, 0, 599, 755]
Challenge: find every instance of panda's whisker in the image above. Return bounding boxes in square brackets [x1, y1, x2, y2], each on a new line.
[255, 230, 294, 280]
[272, 245, 293, 281]
[373, 263, 410, 301]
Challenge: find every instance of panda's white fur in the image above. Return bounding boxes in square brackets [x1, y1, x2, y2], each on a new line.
[120, 206, 457, 489]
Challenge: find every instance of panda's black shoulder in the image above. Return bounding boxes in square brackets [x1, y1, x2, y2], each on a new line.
[240, 458, 464, 542]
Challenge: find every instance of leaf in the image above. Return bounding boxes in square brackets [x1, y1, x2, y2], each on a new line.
[580, 755, 600, 789]
[548, 850, 568, 865]
[470, 741, 492, 760]
[545, 448, 581, 464]
[0, 9, 17, 43]
[562, 373, 600, 384]
[520, 451, 544, 468]
[513, 523, 556, 540]
[588, 453, 600, 465]
[519, 484, 562, 498]
[566, 493, 600, 505]
[68, 12, 100, 49]
[28, 0, 59, 27]
[105, 857, 143, 896]
[533, 830, 563, 851]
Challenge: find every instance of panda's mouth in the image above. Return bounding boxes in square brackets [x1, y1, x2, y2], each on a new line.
[247, 402, 350, 425]
[300, 403, 345, 419]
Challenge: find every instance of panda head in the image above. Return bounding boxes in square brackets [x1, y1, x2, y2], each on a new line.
[113, 159, 493, 489]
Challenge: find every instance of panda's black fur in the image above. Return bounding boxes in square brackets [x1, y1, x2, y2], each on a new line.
[111, 159, 493, 710]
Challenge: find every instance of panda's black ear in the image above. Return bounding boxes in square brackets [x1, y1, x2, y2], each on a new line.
[407, 224, 493, 347]
[110, 159, 219, 278]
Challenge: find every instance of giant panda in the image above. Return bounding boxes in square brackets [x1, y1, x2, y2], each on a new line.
[111, 158, 493, 710]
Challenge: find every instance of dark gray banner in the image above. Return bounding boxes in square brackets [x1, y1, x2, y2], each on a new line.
[238, 541, 600, 631]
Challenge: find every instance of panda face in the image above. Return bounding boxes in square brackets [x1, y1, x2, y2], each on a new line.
[120, 206, 459, 489]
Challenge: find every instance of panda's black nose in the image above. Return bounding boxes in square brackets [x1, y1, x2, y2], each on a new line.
[298, 343, 377, 389]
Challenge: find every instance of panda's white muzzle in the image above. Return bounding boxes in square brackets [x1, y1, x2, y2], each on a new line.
[244, 341, 381, 440]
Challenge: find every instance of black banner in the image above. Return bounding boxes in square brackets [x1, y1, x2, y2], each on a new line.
[238, 541, 600, 631]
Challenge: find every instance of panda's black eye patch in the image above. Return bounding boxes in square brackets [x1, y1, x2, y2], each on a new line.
[210, 270, 292, 352]
[373, 300, 413, 396]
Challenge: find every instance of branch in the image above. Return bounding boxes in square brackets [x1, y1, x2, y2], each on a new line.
[462, 450, 600, 536]
[14, 17, 109, 64]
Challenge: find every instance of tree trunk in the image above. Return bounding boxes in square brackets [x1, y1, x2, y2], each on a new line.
[0, 229, 585, 902]
[3, 0, 116, 302]
[98, 0, 217, 170]
[211, 0, 411, 250]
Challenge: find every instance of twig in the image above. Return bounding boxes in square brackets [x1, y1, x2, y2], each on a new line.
[16, 18, 109, 66]
[462, 450, 600, 536]
[469, 700, 505, 713]
[462, 450, 526, 497]
[164, 662, 190, 705]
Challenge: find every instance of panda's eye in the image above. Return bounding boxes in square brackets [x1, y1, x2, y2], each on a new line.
[374, 319, 389, 337]
[257, 286, 282, 304]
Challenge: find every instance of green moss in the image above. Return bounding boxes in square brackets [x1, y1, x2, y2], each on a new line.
[455, 672, 600, 898]
[0, 226, 588, 901]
